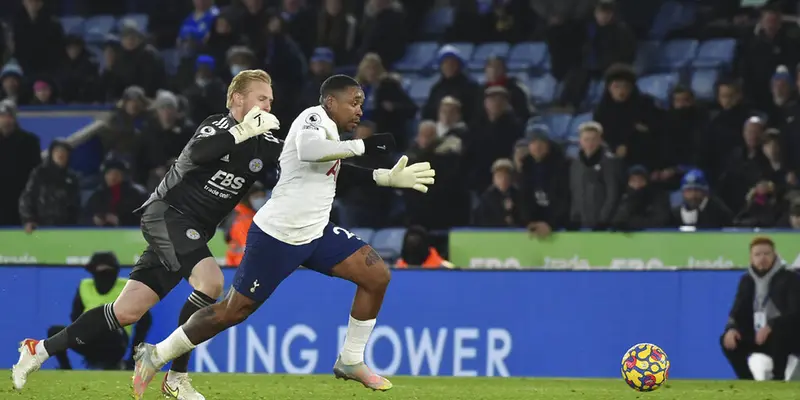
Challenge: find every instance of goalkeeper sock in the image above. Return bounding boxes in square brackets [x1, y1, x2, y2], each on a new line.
[168, 290, 214, 373]
[340, 316, 376, 365]
[43, 303, 121, 355]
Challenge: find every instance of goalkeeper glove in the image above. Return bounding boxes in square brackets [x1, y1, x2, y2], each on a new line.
[373, 155, 436, 193]
[229, 105, 280, 144]
[361, 133, 396, 156]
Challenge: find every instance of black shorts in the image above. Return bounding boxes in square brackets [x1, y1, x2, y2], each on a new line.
[130, 201, 216, 299]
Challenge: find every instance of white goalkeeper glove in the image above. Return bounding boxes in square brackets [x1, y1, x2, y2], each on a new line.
[373, 155, 436, 193]
[228, 105, 280, 144]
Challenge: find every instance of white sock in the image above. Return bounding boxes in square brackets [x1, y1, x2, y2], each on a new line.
[340, 316, 376, 365]
[167, 370, 188, 382]
[748, 353, 774, 381]
[34, 341, 49, 361]
[155, 327, 196, 368]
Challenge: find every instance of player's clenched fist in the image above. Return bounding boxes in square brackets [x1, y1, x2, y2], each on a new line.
[373, 155, 436, 193]
[229, 105, 280, 143]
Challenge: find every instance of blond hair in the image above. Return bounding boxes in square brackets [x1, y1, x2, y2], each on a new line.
[355, 53, 386, 84]
[226, 70, 272, 108]
[578, 121, 604, 135]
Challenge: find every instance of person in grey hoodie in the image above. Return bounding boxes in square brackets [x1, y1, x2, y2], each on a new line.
[721, 236, 800, 380]
[568, 121, 622, 229]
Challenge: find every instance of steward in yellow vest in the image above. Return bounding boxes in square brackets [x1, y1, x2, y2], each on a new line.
[48, 252, 152, 370]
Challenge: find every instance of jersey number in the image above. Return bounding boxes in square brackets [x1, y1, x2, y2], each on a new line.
[326, 160, 341, 181]
[333, 226, 360, 240]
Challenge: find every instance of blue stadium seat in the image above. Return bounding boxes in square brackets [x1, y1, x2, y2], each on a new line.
[86, 45, 103, 63]
[393, 42, 438, 72]
[670, 190, 682, 208]
[349, 228, 375, 244]
[467, 42, 511, 71]
[567, 112, 592, 143]
[469, 71, 485, 84]
[118, 14, 148, 32]
[653, 40, 698, 71]
[649, 1, 696, 40]
[584, 80, 605, 107]
[371, 228, 407, 260]
[422, 6, 454, 35]
[538, 113, 572, 141]
[408, 75, 438, 105]
[161, 49, 180, 76]
[60, 16, 85, 35]
[691, 69, 719, 102]
[637, 73, 679, 105]
[565, 144, 580, 159]
[633, 41, 660, 74]
[507, 42, 547, 71]
[526, 74, 557, 105]
[83, 15, 116, 43]
[692, 39, 737, 69]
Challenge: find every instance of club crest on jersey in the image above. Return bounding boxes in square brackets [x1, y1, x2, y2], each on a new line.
[186, 229, 201, 240]
[305, 113, 321, 125]
[249, 158, 263, 172]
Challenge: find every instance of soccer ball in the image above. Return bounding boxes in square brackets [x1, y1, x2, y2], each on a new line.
[620, 343, 670, 392]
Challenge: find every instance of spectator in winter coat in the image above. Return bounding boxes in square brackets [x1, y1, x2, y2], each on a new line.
[0, 100, 40, 226]
[670, 169, 734, 228]
[82, 159, 147, 227]
[518, 125, 570, 236]
[59, 34, 99, 104]
[357, 0, 406, 68]
[611, 165, 671, 231]
[473, 158, 528, 227]
[704, 80, 752, 180]
[718, 116, 770, 212]
[569, 121, 622, 229]
[114, 24, 166, 97]
[18, 140, 80, 233]
[766, 65, 798, 128]
[135, 91, 193, 184]
[0, 62, 28, 105]
[316, 0, 357, 63]
[13, 0, 64, 77]
[299, 47, 334, 108]
[734, 180, 785, 228]
[481, 56, 533, 122]
[657, 86, 707, 188]
[422, 45, 480, 120]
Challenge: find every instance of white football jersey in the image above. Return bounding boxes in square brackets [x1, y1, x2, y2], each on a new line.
[253, 106, 343, 245]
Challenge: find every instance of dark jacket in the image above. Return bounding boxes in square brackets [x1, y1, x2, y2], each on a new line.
[593, 88, 662, 168]
[611, 186, 671, 230]
[0, 127, 41, 226]
[473, 185, 527, 227]
[18, 144, 80, 226]
[724, 263, 800, 336]
[82, 181, 148, 227]
[422, 72, 480, 121]
[669, 195, 734, 228]
[361, 75, 417, 149]
[518, 145, 569, 228]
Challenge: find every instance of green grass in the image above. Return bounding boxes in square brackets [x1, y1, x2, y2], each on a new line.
[5, 371, 800, 399]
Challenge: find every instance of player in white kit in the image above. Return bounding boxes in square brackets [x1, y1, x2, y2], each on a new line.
[131, 75, 435, 395]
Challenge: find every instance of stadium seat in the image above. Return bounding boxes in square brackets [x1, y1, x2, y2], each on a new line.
[349, 228, 375, 244]
[421, 6, 454, 35]
[669, 190, 682, 208]
[85, 45, 103, 63]
[371, 228, 407, 260]
[60, 16, 85, 35]
[653, 40, 698, 71]
[393, 42, 438, 72]
[507, 42, 547, 71]
[538, 113, 572, 141]
[526, 74, 557, 105]
[691, 69, 720, 102]
[637, 73, 679, 105]
[160, 48, 180, 76]
[584, 80, 605, 107]
[565, 144, 580, 159]
[83, 15, 116, 43]
[633, 41, 660, 74]
[408, 75, 438, 105]
[468, 42, 511, 71]
[649, 1, 696, 40]
[469, 71, 485, 84]
[692, 39, 737, 69]
[118, 14, 148, 32]
[567, 112, 592, 143]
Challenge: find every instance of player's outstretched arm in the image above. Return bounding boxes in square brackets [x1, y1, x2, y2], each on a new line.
[296, 126, 396, 162]
[189, 106, 280, 164]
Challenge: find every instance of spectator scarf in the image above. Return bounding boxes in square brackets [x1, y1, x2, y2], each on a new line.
[747, 258, 785, 327]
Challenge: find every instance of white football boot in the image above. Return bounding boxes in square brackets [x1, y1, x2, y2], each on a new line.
[162, 371, 207, 400]
[11, 338, 47, 390]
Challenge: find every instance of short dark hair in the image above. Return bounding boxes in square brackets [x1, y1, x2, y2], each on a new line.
[671, 85, 694, 98]
[319, 74, 360, 104]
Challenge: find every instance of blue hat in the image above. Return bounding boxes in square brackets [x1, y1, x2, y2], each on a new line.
[436, 45, 465, 66]
[628, 164, 648, 177]
[681, 168, 708, 191]
[525, 123, 550, 142]
[196, 54, 215, 70]
[0, 62, 23, 79]
[311, 47, 334, 64]
[773, 65, 792, 82]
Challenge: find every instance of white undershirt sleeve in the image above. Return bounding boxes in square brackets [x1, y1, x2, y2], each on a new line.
[295, 127, 366, 162]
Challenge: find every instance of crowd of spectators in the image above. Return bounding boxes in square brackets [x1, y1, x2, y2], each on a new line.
[1, 0, 800, 236]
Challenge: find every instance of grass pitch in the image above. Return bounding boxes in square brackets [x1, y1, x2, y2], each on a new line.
[4, 371, 800, 399]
